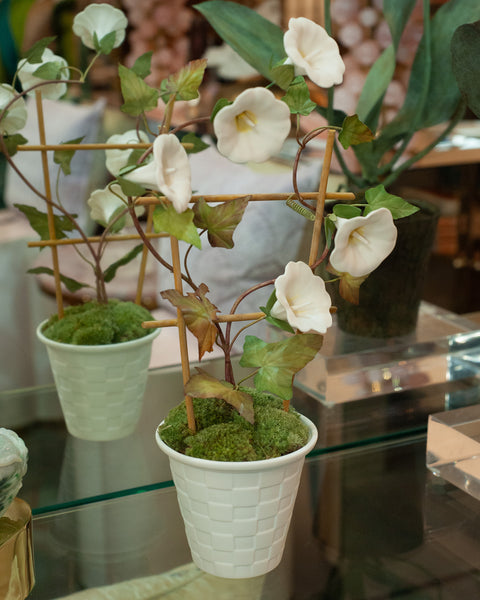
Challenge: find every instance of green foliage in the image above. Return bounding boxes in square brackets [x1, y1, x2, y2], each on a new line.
[451, 20, 480, 118]
[282, 77, 317, 115]
[54, 137, 84, 175]
[333, 204, 362, 219]
[240, 334, 324, 400]
[14, 203, 76, 240]
[211, 97, 232, 121]
[118, 64, 159, 116]
[27, 266, 89, 293]
[192, 196, 248, 249]
[103, 244, 144, 283]
[22, 36, 56, 63]
[153, 203, 201, 248]
[159, 59, 207, 102]
[93, 30, 116, 55]
[338, 114, 374, 149]
[364, 185, 420, 219]
[131, 52, 153, 79]
[179, 131, 209, 154]
[158, 389, 309, 461]
[40, 300, 154, 345]
[271, 62, 295, 91]
[2, 133, 27, 157]
[260, 290, 294, 334]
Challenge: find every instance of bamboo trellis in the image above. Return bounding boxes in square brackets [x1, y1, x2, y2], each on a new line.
[24, 91, 354, 431]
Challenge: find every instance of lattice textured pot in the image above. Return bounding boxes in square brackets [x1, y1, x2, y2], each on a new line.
[37, 323, 159, 441]
[156, 415, 318, 579]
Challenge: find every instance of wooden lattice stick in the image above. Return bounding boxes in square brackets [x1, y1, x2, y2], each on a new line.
[135, 204, 154, 305]
[17, 142, 193, 151]
[28, 231, 168, 248]
[308, 128, 337, 267]
[35, 90, 64, 318]
[136, 191, 355, 206]
[142, 312, 266, 329]
[170, 235, 196, 433]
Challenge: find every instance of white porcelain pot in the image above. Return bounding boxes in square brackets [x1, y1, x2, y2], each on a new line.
[37, 323, 159, 441]
[156, 414, 318, 579]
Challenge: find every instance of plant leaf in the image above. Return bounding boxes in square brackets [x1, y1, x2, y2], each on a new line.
[211, 98, 232, 121]
[32, 60, 64, 80]
[53, 136, 84, 175]
[192, 196, 248, 248]
[179, 131, 210, 154]
[14, 203, 76, 240]
[103, 244, 144, 283]
[2, 133, 27, 157]
[195, 1, 285, 80]
[159, 59, 207, 102]
[118, 64, 159, 116]
[23, 36, 56, 63]
[260, 290, 294, 334]
[333, 204, 362, 219]
[116, 175, 146, 198]
[282, 76, 317, 115]
[364, 185, 419, 219]
[271, 62, 295, 91]
[131, 52, 153, 79]
[94, 30, 116, 55]
[153, 204, 201, 248]
[239, 333, 323, 400]
[185, 369, 255, 423]
[451, 20, 480, 119]
[161, 286, 218, 359]
[338, 114, 374, 149]
[27, 266, 90, 292]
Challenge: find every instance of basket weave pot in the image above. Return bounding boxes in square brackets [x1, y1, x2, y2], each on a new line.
[37, 323, 159, 441]
[156, 415, 318, 579]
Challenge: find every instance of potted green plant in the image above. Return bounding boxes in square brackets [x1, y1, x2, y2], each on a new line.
[0, 3, 159, 441]
[196, 0, 480, 337]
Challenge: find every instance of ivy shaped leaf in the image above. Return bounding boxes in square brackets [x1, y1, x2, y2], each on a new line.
[364, 185, 419, 219]
[54, 137, 84, 175]
[14, 203, 76, 240]
[161, 285, 218, 359]
[27, 267, 90, 292]
[338, 114, 375, 149]
[332, 204, 362, 219]
[211, 98, 232, 121]
[2, 133, 27, 157]
[282, 76, 317, 115]
[160, 59, 207, 102]
[179, 131, 209, 154]
[239, 333, 324, 400]
[185, 369, 255, 424]
[131, 52, 153, 79]
[118, 64, 159, 116]
[153, 203, 201, 249]
[116, 175, 146, 198]
[32, 61, 65, 80]
[271, 62, 295, 91]
[23, 37, 56, 64]
[103, 244, 144, 283]
[193, 196, 249, 249]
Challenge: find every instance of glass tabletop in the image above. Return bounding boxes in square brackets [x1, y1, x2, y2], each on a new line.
[28, 434, 480, 599]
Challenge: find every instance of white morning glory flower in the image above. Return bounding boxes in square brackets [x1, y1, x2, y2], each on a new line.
[17, 48, 69, 100]
[72, 3, 128, 52]
[213, 87, 291, 163]
[0, 85, 27, 135]
[105, 130, 151, 177]
[329, 207, 398, 278]
[284, 17, 345, 88]
[124, 133, 192, 213]
[87, 183, 144, 232]
[271, 261, 332, 334]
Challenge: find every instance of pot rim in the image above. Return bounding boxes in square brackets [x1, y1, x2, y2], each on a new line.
[155, 413, 318, 472]
[36, 319, 160, 351]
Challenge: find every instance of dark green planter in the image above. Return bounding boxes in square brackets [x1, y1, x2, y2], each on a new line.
[327, 199, 440, 339]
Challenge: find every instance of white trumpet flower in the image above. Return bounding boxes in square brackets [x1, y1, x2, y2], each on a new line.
[0, 85, 27, 135]
[124, 133, 192, 213]
[87, 183, 144, 233]
[213, 87, 291, 163]
[284, 17, 345, 88]
[73, 3, 128, 52]
[17, 48, 68, 100]
[105, 130, 151, 177]
[271, 261, 332, 334]
[329, 208, 397, 277]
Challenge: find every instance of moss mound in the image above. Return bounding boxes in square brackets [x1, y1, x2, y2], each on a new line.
[158, 388, 310, 461]
[41, 300, 154, 345]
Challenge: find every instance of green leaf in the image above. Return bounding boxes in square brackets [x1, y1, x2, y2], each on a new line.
[159, 59, 207, 102]
[23, 36, 56, 63]
[185, 370, 254, 423]
[338, 114, 374, 149]
[53, 136, 84, 175]
[94, 30, 116, 55]
[282, 76, 317, 115]
[2, 133, 27, 157]
[153, 204, 201, 248]
[195, 1, 285, 80]
[364, 185, 419, 219]
[192, 196, 248, 249]
[27, 266, 89, 292]
[271, 62, 295, 91]
[14, 203, 76, 240]
[179, 131, 209, 154]
[131, 52, 153, 79]
[161, 286, 218, 359]
[356, 46, 395, 130]
[332, 204, 362, 219]
[211, 98, 232, 121]
[103, 244, 144, 283]
[451, 21, 480, 119]
[324, 215, 336, 250]
[383, 0, 418, 49]
[116, 176, 146, 197]
[118, 64, 160, 116]
[260, 290, 294, 334]
[239, 333, 323, 400]
[32, 60, 64, 80]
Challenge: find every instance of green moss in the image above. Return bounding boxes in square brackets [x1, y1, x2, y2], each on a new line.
[158, 387, 310, 462]
[41, 300, 154, 345]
